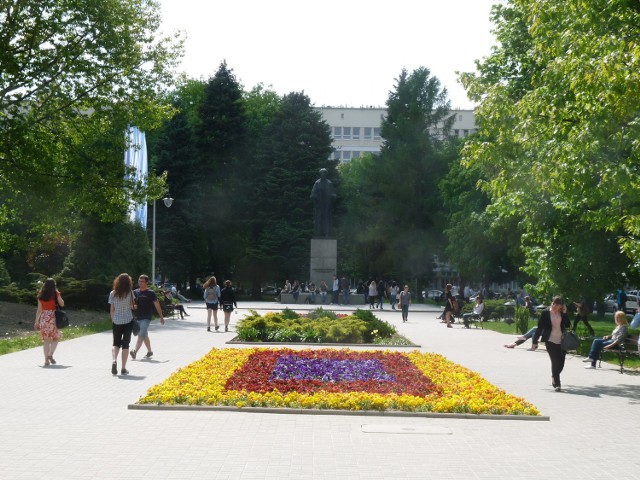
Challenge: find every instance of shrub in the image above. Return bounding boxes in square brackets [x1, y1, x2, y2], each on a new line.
[54, 277, 112, 311]
[235, 309, 397, 344]
[0, 283, 36, 304]
[515, 306, 530, 334]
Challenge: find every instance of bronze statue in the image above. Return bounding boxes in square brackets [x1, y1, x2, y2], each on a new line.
[310, 168, 335, 238]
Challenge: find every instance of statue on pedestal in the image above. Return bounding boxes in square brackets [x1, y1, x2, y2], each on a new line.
[310, 168, 335, 238]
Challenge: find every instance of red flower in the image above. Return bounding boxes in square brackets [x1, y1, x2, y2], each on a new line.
[224, 349, 440, 396]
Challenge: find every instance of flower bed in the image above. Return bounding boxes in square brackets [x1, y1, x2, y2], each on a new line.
[138, 348, 540, 416]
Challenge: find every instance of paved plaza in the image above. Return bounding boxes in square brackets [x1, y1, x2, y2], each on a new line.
[1, 300, 639, 479]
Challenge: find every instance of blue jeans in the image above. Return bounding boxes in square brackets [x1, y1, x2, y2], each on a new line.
[588, 338, 614, 364]
[136, 318, 151, 338]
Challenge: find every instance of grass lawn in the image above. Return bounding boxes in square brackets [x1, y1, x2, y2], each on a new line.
[480, 315, 640, 369]
[0, 319, 112, 355]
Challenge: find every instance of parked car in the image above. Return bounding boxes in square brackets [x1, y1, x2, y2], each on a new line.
[602, 293, 638, 314]
[262, 285, 280, 296]
[423, 289, 444, 301]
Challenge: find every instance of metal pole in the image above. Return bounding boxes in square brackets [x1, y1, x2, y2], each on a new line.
[151, 199, 156, 285]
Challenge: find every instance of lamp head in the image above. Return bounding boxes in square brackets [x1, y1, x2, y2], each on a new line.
[163, 196, 174, 208]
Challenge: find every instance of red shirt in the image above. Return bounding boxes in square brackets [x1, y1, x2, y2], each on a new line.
[39, 291, 59, 310]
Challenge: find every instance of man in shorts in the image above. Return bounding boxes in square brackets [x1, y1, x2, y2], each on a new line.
[130, 274, 165, 360]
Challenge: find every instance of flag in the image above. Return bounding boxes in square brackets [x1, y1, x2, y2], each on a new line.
[124, 125, 148, 228]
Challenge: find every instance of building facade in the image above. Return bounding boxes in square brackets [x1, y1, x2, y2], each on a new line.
[315, 106, 477, 163]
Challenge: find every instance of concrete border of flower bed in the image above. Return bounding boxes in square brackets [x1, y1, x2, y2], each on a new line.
[225, 337, 421, 348]
[127, 403, 549, 421]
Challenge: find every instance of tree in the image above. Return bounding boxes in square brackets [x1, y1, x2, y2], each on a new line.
[62, 215, 151, 282]
[244, 92, 334, 290]
[440, 149, 520, 287]
[337, 67, 456, 285]
[0, 0, 181, 252]
[192, 62, 249, 281]
[459, 0, 640, 299]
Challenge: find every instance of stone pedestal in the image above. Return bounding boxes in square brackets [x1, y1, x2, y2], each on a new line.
[310, 238, 336, 289]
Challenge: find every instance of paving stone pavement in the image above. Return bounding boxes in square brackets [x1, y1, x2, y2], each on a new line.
[1, 300, 639, 479]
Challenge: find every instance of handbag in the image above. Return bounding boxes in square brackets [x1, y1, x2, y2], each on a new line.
[131, 291, 140, 336]
[561, 330, 580, 351]
[54, 295, 69, 329]
[132, 318, 140, 336]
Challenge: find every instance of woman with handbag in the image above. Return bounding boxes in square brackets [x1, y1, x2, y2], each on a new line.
[443, 284, 455, 328]
[532, 296, 571, 391]
[219, 280, 237, 332]
[34, 278, 64, 366]
[108, 273, 135, 375]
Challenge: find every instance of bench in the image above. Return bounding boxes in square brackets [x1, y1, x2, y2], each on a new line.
[597, 335, 639, 373]
[465, 314, 484, 329]
[280, 293, 366, 305]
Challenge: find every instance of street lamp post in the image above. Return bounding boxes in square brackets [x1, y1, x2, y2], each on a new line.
[151, 195, 174, 285]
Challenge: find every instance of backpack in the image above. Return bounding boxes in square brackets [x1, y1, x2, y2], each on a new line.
[206, 287, 218, 303]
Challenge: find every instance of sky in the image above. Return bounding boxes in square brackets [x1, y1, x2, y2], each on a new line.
[157, 0, 498, 109]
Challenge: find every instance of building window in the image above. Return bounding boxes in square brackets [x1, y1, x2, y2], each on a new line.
[352, 127, 360, 140]
[464, 129, 469, 137]
[364, 127, 372, 140]
[352, 151, 360, 159]
[334, 127, 342, 139]
[342, 151, 352, 160]
[454, 129, 459, 137]
[343, 127, 351, 140]
[459, 114, 463, 121]
[373, 127, 381, 140]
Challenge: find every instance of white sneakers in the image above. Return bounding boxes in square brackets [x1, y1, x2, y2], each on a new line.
[584, 364, 596, 369]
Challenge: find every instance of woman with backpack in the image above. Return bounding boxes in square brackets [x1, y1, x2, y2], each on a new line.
[203, 276, 221, 332]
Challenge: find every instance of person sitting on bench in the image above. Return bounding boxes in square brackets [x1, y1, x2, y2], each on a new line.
[162, 290, 190, 319]
[463, 296, 484, 328]
[583, 311, 628, 369]
[504, 326, 538, 349]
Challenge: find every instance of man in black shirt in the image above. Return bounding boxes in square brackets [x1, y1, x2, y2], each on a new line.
[130, 274, 165, 360]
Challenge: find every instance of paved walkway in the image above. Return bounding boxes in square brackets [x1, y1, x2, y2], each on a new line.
[1, 301, 639, 479]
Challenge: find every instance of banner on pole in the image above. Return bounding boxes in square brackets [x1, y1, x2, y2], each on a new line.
[124, 126, 148, 228]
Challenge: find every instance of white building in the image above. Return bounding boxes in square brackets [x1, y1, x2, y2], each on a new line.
[315, 106, 477, 163]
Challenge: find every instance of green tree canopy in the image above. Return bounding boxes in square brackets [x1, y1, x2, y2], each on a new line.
[459, 0, 640, 299]
[0, 0, 182, 252]
[245, 91, 334, 285]
[338, 67, 456, 284]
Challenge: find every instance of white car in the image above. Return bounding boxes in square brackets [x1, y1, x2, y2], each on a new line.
[423, 290, 444, 300]
[603, 293, 638, 314]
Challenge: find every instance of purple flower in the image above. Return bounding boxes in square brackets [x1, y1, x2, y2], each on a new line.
[270, 355, 396, 382]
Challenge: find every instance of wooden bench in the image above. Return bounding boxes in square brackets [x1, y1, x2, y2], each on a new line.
[598, 335, 639, 373]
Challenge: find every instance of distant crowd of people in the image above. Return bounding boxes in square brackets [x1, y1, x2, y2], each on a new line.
[276, 276, 413, 316]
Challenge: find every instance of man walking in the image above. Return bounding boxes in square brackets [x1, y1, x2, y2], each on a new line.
[131, 274, 165, 360]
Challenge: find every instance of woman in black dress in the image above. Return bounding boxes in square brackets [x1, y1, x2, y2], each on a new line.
[219, 280, 238, 332]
